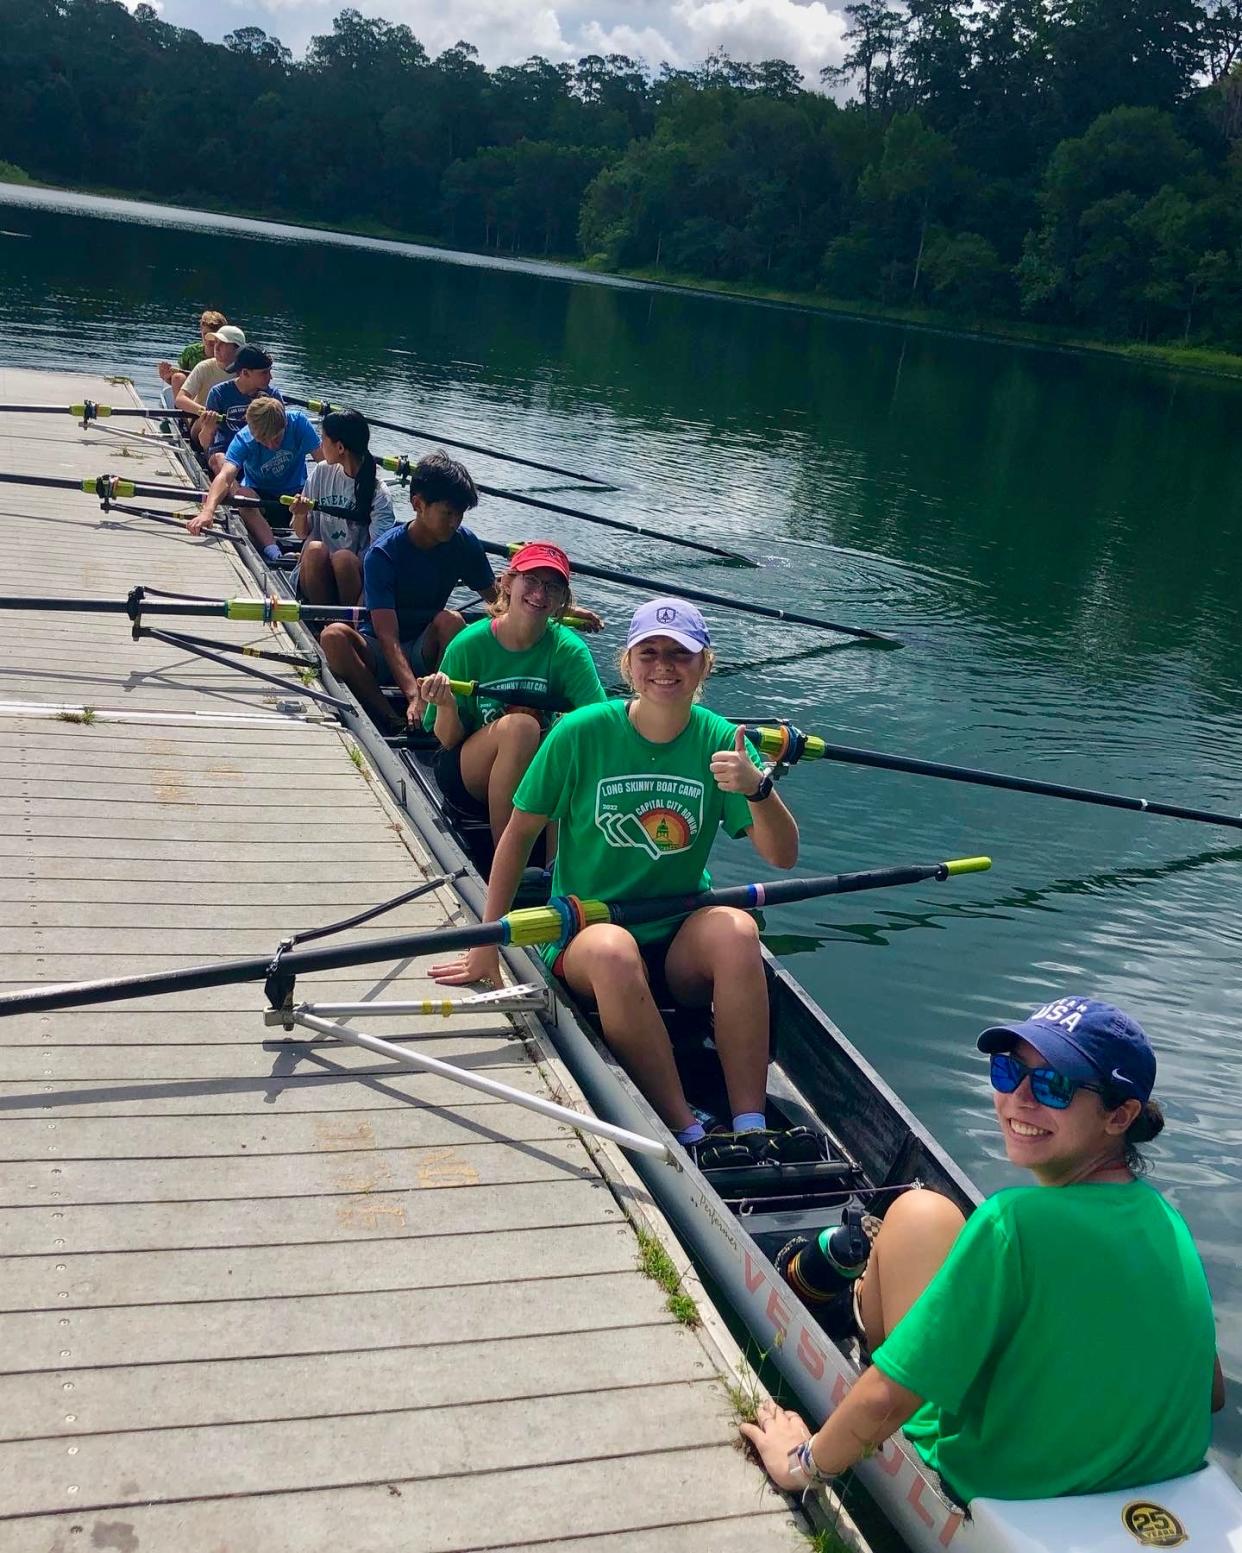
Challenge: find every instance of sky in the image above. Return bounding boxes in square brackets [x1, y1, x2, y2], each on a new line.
[144, 0, 850, 86]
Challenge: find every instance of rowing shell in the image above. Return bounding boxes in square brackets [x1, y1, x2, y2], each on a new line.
[160, 400, 1242, 1553]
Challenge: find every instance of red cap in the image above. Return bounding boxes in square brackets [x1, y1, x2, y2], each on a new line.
[510, 541, 570, 581]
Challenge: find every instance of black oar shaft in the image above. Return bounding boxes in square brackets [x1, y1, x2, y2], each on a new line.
[477, 540, 895, 643]
[0, 860, 988, 1019]
[0, 470, 266, 512]
[0, 595, 364, 625]
[807, 739, 1242, 832]
[472, 480, 752, 566]
[0, 404, 187, 418]
[608, 863, 971, 926]
[292, 396, 608, 488]
[0, 923, 509, 1019]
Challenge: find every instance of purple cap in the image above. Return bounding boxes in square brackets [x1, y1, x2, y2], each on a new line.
[978, 996, 1156, 1102]
[626, 598, 711, 653]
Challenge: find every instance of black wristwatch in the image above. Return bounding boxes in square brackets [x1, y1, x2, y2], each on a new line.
[749, 772, 775, 802]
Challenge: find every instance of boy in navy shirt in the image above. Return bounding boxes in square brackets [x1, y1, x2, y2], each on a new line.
[188, 396, 321, 559]
[198, 345, 285, 470]
[321, 452, 497, 731]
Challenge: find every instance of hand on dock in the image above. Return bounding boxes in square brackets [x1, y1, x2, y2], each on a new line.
[430, 946, 501, 990]
[739, 1399, 813, 1491]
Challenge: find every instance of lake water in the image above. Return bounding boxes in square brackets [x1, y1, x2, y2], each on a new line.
[2, 184, 1240, 1470]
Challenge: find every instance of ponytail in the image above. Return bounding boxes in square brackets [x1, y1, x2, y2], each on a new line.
[1122, 1098, 1165, 1175]
[321, 408, 377, 525]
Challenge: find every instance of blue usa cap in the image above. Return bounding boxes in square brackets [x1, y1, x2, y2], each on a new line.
[626, 598, 711, 653]
[977, 996, 1156, 1102]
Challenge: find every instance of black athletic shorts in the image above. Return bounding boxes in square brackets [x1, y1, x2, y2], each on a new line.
[432, 744, 488, 821]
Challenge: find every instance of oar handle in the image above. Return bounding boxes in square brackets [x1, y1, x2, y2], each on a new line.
[442, 679, 574, 714]
[278, 493, 365, 523]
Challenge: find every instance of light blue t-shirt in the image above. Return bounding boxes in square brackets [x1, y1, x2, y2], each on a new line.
[225, 409, 321, 497]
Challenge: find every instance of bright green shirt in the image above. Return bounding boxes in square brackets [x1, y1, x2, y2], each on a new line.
[512, 699, 760, 961]
[872, 1181, 1216, 1505]
[424, 617, 605, 739]
[178, 340, 205, 372]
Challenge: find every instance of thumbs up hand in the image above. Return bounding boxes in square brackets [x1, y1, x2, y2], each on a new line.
[709, 725, 764, 796]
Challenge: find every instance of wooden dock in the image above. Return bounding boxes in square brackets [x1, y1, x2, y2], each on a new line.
[0, 368, 809, 1552]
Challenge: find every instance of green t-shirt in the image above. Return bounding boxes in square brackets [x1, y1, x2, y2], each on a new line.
[424, 618, 605, 739]
[872, 1181, 1216, 1505]
[178, 340, 206, 372]
[513, 699, 761, 962]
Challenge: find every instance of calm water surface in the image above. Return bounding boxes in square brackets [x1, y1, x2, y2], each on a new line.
[2, 186, 1240, 1469]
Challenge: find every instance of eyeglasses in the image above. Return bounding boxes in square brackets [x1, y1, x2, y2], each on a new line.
[520, 574, 567, 600]
[989, 1051, 1105, 1111]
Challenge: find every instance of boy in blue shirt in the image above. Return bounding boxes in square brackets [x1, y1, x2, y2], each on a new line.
[188, 396, 321, 560]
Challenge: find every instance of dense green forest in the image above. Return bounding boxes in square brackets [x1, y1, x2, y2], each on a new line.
[5, 0, 1242, 348]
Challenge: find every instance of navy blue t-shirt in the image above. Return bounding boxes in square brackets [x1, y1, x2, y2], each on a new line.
[204, 379, 285, 453]
[361, 522, 495, 641]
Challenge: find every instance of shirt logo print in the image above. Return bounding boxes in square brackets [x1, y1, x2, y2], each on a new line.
[595, 774, 704, 859]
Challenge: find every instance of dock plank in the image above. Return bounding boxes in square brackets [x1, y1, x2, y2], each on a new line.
[2, 1449, 795, 1553]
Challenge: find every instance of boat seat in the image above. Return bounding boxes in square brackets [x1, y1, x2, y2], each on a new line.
[962, 1462, 1240, 1550]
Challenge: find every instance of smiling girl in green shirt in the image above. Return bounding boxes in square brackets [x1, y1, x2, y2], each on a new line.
[430, 597, 800, 1147]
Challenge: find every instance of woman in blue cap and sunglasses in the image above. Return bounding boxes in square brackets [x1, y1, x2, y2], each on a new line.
[743, 996, 1224, 1505]
[431, 597, 799, 1148]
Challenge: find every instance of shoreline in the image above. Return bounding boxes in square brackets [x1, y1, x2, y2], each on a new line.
[6, 174, 1242, 382]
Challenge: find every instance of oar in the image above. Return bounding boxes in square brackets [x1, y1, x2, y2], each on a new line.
[0, 590, 598, 638]
[0, 590, 367, 627]
[478, 539, 898, 644]
[379, 454, 755, 567]
[0, 858, 991, 1019]
[0, 471, 358, 521]
[291, 396, 610, 488]
[0, 403, 189, 420]
[746, 724, 1242, 832]
[0, 470, 263, 513]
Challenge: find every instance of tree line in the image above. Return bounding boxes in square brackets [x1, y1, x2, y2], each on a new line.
[4, 0, 1242, 348]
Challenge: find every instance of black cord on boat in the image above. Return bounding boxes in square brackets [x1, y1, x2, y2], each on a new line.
[135, 625, 317, 669]
[99, 501, 189, 531]
[138, 585, 226, 603]
[287, 870, 466, 948]
[139, 625, 351, 711]
[262, 870, 466, 1024]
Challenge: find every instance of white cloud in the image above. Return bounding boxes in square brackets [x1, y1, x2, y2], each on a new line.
[167, 0, 848, 82]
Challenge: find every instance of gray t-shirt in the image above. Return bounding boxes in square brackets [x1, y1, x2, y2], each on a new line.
[301, 460, 396, 555]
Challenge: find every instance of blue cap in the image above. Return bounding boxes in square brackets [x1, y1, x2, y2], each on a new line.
[626, 598, 711, 653]
[977, 996, 1156, 1103]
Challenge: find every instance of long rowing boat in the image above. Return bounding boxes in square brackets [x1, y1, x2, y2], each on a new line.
[140, 404, 1242, 1551]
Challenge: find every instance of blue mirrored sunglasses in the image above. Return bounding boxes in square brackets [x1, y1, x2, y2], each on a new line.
[989, 1051, 1105, 1111]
